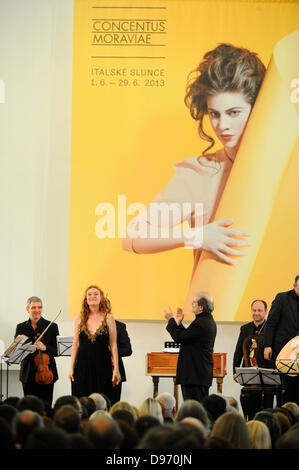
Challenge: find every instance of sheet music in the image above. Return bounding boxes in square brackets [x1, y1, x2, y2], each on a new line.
[258, 367, 280, 374]
[236, 367, 260, 385]
[2, 335, 28, 357]
[236, 367, 281, 386]
[57, 336, 73, 356]
[258, 368, 281, 385]
[2, 343, 36, 364]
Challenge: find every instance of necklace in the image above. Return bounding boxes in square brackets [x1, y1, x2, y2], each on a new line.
[255, 319, 266, 335]
[223, 147, 234, 164]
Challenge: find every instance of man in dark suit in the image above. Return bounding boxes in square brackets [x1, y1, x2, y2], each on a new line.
[110, 320, 132, 405]
[233, 299, 269, 377]
[164, 291, 217, 403]
[264, 275, 299, 404]
[15, 296, 59, 406]
[233, 299, 273, 419]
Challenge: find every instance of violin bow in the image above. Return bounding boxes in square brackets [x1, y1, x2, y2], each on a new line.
[34, 309, 62, 345]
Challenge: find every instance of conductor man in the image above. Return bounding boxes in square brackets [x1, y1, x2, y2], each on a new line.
[164, 291, 217, 403]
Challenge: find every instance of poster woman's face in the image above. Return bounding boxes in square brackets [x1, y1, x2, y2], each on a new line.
[86, 288, 101, 307]
[207, 92, 252, 150]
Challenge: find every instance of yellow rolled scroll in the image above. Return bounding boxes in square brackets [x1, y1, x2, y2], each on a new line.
[184, 30, 299, 321]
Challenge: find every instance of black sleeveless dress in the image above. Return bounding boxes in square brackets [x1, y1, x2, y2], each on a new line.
[72, 321, 113, 399]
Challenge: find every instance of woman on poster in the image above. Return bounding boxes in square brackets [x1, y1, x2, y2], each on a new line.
[122, 43, 266, 278]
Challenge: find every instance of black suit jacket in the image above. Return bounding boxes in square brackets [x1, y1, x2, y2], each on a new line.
[116, 320, 132, 382]
[263, 289, 299, 359]
[15, 317, 59, 384]
[232, 320, 272, 372]
[233, 322, 256, 373]
[166, 313, 217, 386]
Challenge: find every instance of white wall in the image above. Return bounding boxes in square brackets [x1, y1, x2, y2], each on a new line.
[0, 0, 245, 409]
[0, 0, 73, 345]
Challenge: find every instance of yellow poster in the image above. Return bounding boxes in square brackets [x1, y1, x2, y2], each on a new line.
[69, 0, 299, 321]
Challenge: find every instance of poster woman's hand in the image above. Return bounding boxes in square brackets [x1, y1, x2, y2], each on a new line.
[185, 219, 250, 265]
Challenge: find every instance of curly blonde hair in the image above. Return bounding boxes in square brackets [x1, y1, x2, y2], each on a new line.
[80, 285, 111, 330]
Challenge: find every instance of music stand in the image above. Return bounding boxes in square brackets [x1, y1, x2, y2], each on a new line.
[1, 337, 36, 399]
[236, 367, 283, 410]
[276, 358, 299, 376]
[236, 367, 260, 386]
[236, 367, 282, 386]
[57, 336, 73, 356]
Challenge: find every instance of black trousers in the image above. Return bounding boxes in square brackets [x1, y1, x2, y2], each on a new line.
[240, 386, 275, 420]
[22, 374, 54, 407]
[283, 375, 299, 405]
[181, 384, 210, 403]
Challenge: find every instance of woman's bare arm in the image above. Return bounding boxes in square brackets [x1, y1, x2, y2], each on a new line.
[107, 314, 121, 386]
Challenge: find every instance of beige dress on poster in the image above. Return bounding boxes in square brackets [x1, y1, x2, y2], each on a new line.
[125, 147, 233, 281]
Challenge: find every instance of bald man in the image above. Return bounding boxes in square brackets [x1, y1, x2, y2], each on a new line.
[84, 415, 122, 449]
[164, 292, 217, 403]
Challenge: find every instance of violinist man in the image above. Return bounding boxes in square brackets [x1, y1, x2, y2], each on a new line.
[15, 296, 60, 406]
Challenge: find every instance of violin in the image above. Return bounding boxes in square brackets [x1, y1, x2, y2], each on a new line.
[33, 309, 61, 385]
[34, 350, 53, 384]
